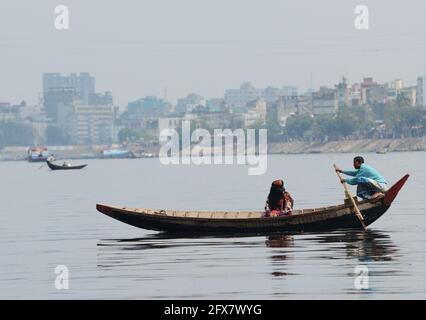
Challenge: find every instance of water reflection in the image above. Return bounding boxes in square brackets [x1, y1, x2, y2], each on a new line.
[97, 229, 398, 273]
[265, 235, 295, 277]
[265, 235, 295, 248]
[313, 229, 399, 262]
[263, 230, 398, 280]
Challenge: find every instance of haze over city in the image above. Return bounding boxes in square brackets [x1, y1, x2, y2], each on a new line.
[1, 0, 426, 106]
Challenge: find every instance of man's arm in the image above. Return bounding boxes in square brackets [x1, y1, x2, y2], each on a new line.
[344, 177, 359, 185]
[341, 169, 358, 176]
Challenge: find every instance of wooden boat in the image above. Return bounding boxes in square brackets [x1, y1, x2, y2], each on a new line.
[47, 160, 87, 170]
[96, 174, 409, 234]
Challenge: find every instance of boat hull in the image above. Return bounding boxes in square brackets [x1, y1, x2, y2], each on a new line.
[47, 161, 87, 170]
[96, 174, 409, 234]
[96, 200, 390, 233]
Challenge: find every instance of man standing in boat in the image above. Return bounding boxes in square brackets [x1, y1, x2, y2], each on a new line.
[336, 156, 388, 200]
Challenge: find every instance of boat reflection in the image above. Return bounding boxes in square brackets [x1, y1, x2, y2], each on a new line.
[313, 229, 399, 262]
[265, 234, 294, 248]
[265, 235, 295, 277]
[96, 229, 398, 271]
[264, 229, 398, 278]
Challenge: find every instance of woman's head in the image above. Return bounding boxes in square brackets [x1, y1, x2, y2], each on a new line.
[272, 179, 284, 187]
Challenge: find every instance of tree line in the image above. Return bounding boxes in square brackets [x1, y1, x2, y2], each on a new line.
[273, 104, 426, 142]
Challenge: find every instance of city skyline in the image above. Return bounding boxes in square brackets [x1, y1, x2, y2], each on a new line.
[0, 72, 423, 109]
[2, 69, 425, 151]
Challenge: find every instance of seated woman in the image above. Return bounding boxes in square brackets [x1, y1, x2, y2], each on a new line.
[264, 179, 294, 217]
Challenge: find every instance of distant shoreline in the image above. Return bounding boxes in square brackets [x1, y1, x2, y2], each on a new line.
[269, 136, 426, 154]
[1, 137, 426, 161]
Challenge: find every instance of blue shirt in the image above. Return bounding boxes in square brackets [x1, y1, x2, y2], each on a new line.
[342, 163, 387, 185]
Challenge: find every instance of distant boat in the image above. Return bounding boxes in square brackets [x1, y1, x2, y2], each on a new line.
[140, 152, 155, 158]
[376, 148, 388, 154]
[27, 147, 53, 162]
[46, 159, 87, 170]
[101, 149, 135, 159]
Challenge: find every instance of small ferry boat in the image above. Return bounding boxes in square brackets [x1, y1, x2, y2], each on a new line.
[96, 174, 409, 234]
[27, 147, 53, 162]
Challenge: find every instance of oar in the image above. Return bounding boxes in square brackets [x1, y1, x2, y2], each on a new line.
[333, 164, 367, 230]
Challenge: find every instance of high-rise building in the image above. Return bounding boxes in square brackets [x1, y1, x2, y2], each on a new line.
[43, 87, 77, 122]
[43, 73, 95, 104]
[42, 72, 96, 122]
[41, 72, 117, 145]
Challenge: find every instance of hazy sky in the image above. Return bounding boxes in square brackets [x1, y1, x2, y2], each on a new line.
[1, 0, 426, 107]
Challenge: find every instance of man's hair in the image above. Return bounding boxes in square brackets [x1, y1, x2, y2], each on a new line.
[354, 156, 364, 163]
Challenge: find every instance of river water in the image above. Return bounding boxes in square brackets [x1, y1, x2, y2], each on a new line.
[0, 153, 425, 299]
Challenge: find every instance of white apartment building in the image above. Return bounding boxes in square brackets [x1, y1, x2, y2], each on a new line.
[69, 104, 115, 145]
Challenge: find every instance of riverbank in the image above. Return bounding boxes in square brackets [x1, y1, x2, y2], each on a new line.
[2, 137, 426, 161]
[269, 136, 426, 154]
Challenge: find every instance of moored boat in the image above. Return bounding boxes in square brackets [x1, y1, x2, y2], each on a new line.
[46, 160, 87, 170]
[27, 147, 53, 162]
[96, 174, 409, 234]
[100, 149, 135, 159]
[376, 148, 388, 154]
